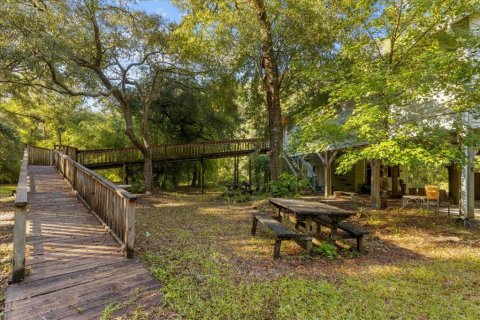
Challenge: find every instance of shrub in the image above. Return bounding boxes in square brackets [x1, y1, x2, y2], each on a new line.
[270, 172, 308, 198]
[314, 242, 337, 260]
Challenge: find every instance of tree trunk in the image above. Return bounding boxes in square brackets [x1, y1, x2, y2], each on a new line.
[371, 159, 381, 209]
[250, 0, 283, 181]
[460, 144, 476, 219]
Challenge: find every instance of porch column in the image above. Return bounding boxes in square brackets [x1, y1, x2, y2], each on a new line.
[371, 159, 381, 209]
[317, 151, 338, 197]
[460, 145, 476, 219]
[325, 161, 332, 197]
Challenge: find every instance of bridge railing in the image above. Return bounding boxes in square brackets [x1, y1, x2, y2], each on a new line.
[11, 148, 28, 283]
[77, 138, 269, 166]
[54, 145, 78, 161]
[54, 151, 137, 258]
[28, 145, 53, 165]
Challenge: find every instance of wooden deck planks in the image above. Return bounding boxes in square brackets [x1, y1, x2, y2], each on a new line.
[4, 166, 162, 320]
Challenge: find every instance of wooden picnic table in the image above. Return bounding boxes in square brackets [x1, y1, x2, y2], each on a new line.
[269, 198, 356, 243]
[401, 195, 427, 208]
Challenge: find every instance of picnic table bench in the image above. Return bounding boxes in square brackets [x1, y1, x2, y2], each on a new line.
[313, 215, 370, 251]
[251, 212, 312, 259]
[401, 195, 427, 208]
[226, 181, 253, 194]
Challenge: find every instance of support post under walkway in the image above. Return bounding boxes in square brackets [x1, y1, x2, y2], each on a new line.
[201, 158, 205, 194]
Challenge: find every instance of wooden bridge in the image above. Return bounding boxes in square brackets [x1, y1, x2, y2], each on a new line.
[4, 148, 161, 319]
[56, 138, 269, 169]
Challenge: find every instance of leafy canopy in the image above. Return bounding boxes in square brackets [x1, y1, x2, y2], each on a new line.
[291, 0, 480, 172]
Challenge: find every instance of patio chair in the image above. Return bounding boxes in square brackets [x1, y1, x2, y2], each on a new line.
[424, 185, 450, 214]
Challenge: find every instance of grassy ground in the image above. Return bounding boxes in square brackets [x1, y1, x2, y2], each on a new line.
[0, 189, 14, 319]
[136, 192, 480, 320]
[0, 186, 15, 198]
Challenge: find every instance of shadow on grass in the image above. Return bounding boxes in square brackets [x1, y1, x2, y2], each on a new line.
[135, 197, 447, 280]
[136, 193, 480, 319]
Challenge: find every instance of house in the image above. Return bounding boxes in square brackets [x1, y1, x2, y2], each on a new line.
[284, 13, 480, 220]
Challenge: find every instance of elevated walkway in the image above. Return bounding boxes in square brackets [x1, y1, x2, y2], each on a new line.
[4, 166, 161, 319]
[59, 138, 269, 169]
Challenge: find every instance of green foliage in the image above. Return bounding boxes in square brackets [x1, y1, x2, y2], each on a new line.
[0, 185, 16, 197]
[0, 0, 245, 190]
[291, 0, 480, 173]
[173, 0, 340, 152]
[406, 166, 449, 189]
[313, 242, 338, 260]
[94, 168, 123, 184]
[0, 111, 22, 183]
[251, 154, 270, 191]
[164, 180, 176, 192]
[270, 173, 308, 198]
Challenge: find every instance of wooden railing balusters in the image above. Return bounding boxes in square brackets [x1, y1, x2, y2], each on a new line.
[52, 149, 137, 258]
[75, 139, 269, 167]
[28, 145, 53, 165]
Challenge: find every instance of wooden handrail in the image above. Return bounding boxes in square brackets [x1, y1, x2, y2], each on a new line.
[75, 138, 269, 167]
[11, 148, 28, 283]
[53, 145, 78, 161]
[76, 138, 266, 153]
[28, 145, 53, 165]
[53, 150, 137, 258]
[73, 160, 137, 200]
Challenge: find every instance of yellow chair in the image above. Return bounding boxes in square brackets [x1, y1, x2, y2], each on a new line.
[425, 185, 450, 214]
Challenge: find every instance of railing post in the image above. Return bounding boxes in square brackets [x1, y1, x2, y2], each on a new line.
[11, 204, 27, 283]
[124, 197, 136, 258]
[72, 164, 77, 189]
[11, 148, 28, 284]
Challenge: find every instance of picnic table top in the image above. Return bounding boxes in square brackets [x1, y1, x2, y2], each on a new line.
[269, 198, 354, 217]
[402, 195, 427, 200]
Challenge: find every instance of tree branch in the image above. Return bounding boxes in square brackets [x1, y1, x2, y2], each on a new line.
[43, 60, 110, 97]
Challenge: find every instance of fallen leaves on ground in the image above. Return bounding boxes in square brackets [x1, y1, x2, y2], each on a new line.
[135, 192, 480, 319]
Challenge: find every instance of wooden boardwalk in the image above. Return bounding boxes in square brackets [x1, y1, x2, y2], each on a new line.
[4, 166, 161, 319]
[71, 138, 269, 169]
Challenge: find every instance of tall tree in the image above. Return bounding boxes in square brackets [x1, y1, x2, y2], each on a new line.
[173, 0, 337, 181]
[249, 0, 283, 180]
[1, 0, 186, 192]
